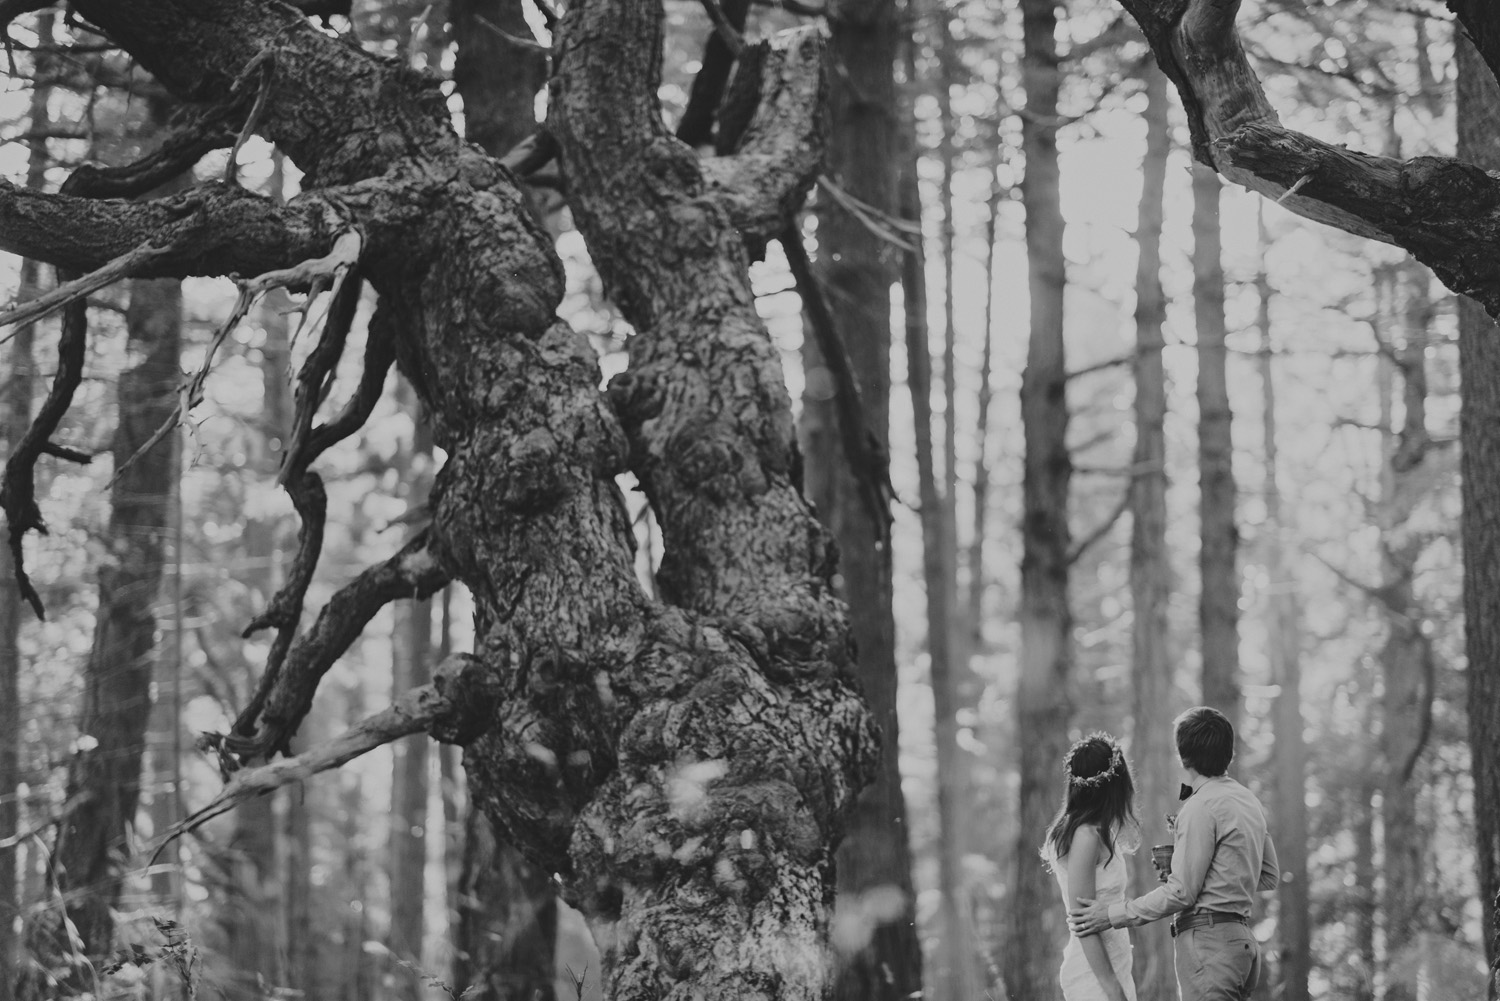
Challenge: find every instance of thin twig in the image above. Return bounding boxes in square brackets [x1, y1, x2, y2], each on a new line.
[1067, 486, 1131, 564]
[781, 228, 893, 538]
[699, 0, 746, 56]
[1066, 352, 1133, 380]
[475, 13, 549, 54]
[154, 679, 462, 862]
[223, 50, 274, 186]
[0, 791, 95, 850]
[108, 284, 256, 490]
[816, 174, 921, 250]
[0, 242, 178, 337]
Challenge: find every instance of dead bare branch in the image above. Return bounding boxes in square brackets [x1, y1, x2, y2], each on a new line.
[781, 230, 893, 539]
[0, 241, 179, 335]
[0, 294, 87, 619]
[160, 658, 489, 859]
[231, 530, 451, 760]
[1067, 486, 1132, 564]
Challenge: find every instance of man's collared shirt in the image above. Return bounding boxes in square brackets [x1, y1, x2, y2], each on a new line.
[1106, 774, 1280, 928]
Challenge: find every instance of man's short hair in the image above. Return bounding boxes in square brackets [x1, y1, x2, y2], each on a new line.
[1175, 706, 1234, 776]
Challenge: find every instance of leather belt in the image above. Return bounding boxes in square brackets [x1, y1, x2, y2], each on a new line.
[1170, 910, 1248, 938]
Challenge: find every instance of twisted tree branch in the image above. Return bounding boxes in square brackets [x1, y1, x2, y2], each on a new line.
[230, 530, 451, 760]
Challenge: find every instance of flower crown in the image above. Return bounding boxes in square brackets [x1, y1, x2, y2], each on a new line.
[1064, 732, 1124, 789]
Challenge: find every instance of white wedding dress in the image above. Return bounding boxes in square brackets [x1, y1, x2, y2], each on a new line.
[1048, 835, 1139, 1001]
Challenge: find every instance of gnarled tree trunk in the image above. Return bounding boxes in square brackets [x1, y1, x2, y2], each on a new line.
[0, 3, 876, 999]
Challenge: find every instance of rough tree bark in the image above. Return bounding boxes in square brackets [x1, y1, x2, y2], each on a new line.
[0, 3, 876, 1000]
[1007, 0, 1073, 995]
[545, 4, 877, 992]
[446, 2, 557, 995]
[1192, 164, 1240, 740]
[1127, 59, 1175, 1001]
[801, 1, 923, 998]
[1256, 207, 1309, 1001]
[1456, 34, 1500, 997]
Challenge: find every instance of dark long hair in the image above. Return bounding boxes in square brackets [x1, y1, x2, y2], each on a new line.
[1042, 733, 1138, 868]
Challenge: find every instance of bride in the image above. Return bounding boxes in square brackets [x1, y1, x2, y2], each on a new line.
[1042, 732, 1141, 1001]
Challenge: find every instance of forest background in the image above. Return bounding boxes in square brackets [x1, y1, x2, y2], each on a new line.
[0, 0, 1493, 999]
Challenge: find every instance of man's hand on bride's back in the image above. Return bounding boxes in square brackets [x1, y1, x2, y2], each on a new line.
[1067, 895, 1111, 937]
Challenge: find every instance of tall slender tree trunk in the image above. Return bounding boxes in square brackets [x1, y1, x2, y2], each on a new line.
[1456, 34, 1500, 997]
[341, 684, 374, 1001]
[1352, 739, 1378, 1001]
[447, 3, 557, 995]
[965, 159, 1001, 651]
[1, 16, 53, 985]
[1257, 207, 1309, 1001]
[22, 270, 182, 993]
[1127, 59, 1175, 1001]
[803, 2, 922, 999]
[453, 810, 559, 1000]
[1193, 165, 1240, 734]
[217, 152, 296, 998]
[901, 22, 969, 1001]
[0, 287, 31, 998]
[1374, 256, 1438, 1000]
[284, 764, 314, 994]
[925, 5, 978, 998]
[389, 406, 435, 996]
[1008, 0, 1072, 995]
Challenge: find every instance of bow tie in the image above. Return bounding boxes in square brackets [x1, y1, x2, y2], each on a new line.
[1179, 783, 1195, 802]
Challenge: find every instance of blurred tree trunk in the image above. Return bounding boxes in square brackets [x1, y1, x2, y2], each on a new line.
[0, 280, 31, 999]
[1127, 59, 1175, 1001]
[1007, 0, 1072, 995]
[928, 4, 979, 998]
[1193, 164, 1240, 737]
[284, 768, 315, 993]
[1456, 34, 1500, 994]
[0, 16, 53, 986]
[1374, 253, 1438, 1000]
[965, 152, 1000, 653]
[801, 2, 922, 999]
[446, 2, 557, 995]
[341, 685, 375, 1001]
[21, 261, 182, 994]
[901, 22, 968, 1001]
[389, 406, 435, 996]
[1257, 207, 1309, 1001]
[1351, 729, 1378, 1001]
[437, 591, 465, 967]
[453, 810, 558, 1000]
[216, 152, 295, 999]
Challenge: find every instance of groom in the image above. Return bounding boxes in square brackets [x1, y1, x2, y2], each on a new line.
[1068, 706, 1281, 1001]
